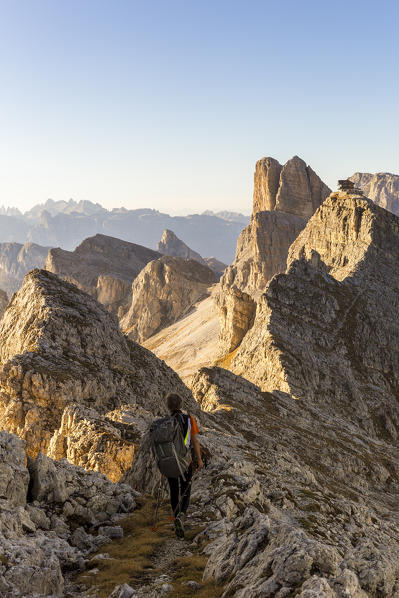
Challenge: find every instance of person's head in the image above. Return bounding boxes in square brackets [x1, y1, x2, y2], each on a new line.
[166, 392, 183, 413]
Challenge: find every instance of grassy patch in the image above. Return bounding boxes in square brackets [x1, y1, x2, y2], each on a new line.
[75, 496, 224, 597]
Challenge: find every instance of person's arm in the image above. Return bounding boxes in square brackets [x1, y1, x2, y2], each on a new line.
[192, 434, 203, 469]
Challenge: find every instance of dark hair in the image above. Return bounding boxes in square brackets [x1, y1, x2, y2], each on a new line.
[166, 392, 183, 413]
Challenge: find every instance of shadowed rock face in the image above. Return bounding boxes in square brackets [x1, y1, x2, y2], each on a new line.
[0, 269, 196, 480]
[350, 171, 399, 215]
[46, 233, 161, 315]
[120, 256, 216, 343]
[217, 155, 329, 355]
[0, 241, 49, 295]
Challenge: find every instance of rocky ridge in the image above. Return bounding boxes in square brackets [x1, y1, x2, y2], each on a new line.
[0, 269, 196, 482]
[46, 234, 161, 315]
[120, 256, 216, 343]
[349, 171, 399, 216]
[216, 155, 330, 355]
[123, 190, 399, 597]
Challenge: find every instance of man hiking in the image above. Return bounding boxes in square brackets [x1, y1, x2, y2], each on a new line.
[150, 392, 203, 538]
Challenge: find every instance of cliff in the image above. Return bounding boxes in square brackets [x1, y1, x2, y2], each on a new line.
[216, 155, 329, 354]
[120, 256, 216, 343]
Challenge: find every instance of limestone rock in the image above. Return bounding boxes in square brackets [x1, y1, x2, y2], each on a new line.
[253, 156, 331, 219]
[0, 269, 196, 478]
[121, 256, 216, 343]
[350, 171, 399, 215]
[0, 430, 137, 597]
[158, 229, 206, 265]
[275, 156, 331, 220]
[230, 192, 399, 441]
[0, 241, 49, 295]
[185, 363, 399, 597]
[252, 156, 282, 213]
[46, 233, 160, 314]
[0, 289, 8, 319]
[216, 210, 305, 354]
[0, 432, 29, 507]
[48, 404, 137, 483]
[216, 156, 329, 357]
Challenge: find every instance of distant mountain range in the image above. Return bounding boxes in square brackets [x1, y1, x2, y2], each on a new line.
[0, 199, 250, 264]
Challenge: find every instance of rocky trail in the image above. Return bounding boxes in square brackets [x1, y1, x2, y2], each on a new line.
[69, 481, 224, 598]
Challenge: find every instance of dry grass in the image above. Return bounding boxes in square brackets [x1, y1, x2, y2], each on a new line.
[75, 496, 224, 597]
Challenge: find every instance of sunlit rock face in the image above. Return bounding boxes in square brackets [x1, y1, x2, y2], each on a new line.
[350, 171, 399, 215]
[0, 269, 196, 479]
[120, 256, 216, 343]
[216, 155, 329, 355]
[253, 155, 331, 220]
[46, 233, 160, 315]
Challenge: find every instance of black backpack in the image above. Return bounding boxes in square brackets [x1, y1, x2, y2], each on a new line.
[150, 412, 192, 479]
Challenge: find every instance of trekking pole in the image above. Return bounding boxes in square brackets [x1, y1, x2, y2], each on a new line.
[152, 478, 164, 532]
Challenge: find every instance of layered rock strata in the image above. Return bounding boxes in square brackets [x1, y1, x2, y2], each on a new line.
[0, 269, 196, 480]
[217, 155, 329, 355]
[46, 233, 160, 315]
[0, 430, 137, 597]
[350, 171, 399, 215]
[121, 256, 216, 343]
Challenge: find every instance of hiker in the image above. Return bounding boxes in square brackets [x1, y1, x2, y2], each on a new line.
[150, 392, 203, 538]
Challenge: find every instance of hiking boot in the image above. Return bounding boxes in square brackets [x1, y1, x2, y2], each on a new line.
[174, 513, 185, 538]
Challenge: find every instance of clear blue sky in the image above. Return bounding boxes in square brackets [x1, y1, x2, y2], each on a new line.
[0, 0, 398, 214]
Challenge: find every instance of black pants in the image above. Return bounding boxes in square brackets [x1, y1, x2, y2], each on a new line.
[167, 463, 193, 517]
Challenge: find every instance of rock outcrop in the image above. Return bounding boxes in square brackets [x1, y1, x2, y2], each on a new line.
[0, 429, 137, 598]
[230, 191, 399, 434]
[216, 155, 329, 355]
[350, 171, 399, 215]
[0, 241, 49, 295]
[0, 269, 196, 480]
[253, 155, 331, 219]
[120, 256, 216, 343]
[46, 234, 160, 315]
[158, 229, 206, 265]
